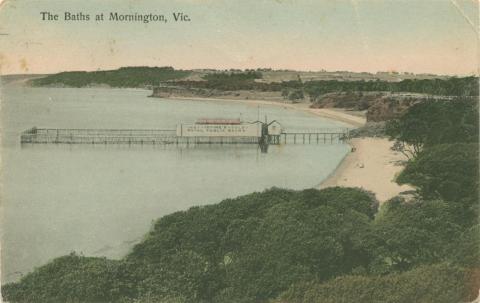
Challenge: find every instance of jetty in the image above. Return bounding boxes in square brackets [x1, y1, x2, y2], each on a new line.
[20, 120, 350, 146]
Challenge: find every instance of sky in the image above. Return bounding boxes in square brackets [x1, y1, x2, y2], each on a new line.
[0, 0, 478, 75]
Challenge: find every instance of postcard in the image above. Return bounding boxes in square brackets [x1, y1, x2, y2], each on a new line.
[0, 0, 478, 302]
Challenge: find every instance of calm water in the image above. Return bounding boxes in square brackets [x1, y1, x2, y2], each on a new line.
[1, 84, 349, 283]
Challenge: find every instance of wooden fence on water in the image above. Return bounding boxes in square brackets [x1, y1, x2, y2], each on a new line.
[20, 128, 261, 145]
[281, 129, 349, 144]
[20, 127, 349, 146]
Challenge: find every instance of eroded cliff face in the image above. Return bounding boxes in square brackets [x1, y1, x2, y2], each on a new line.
[366, 98, 417, 122]
[310, 92, 427, 122]
[309, 92, 382, 111]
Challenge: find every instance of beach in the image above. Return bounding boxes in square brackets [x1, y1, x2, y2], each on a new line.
[169, 96, 367, 127]
[318, 138, 413, 203]
[169, 95, 412, 203]
[299, 104, 413, 203]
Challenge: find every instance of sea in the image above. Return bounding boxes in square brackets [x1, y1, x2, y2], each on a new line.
[0, 84, 350, 283]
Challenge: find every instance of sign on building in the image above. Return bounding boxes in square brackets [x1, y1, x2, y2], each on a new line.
[177, 123, 262, 137]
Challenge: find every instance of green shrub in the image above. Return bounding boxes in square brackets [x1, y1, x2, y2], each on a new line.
[397, 143, 479, 203]
[275, 263, 472, 303]
[2, 253, 126, 303]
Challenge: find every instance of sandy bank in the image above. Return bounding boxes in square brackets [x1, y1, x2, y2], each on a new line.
[168, 96, 366, 128]
[302, 107, 366, 127]
[319, 138, 413, 203]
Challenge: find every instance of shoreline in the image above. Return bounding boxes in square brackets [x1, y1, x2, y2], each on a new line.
[318, 138, 413, 203]
[166, 96, 366, 128]
[165, 95, 409, 203]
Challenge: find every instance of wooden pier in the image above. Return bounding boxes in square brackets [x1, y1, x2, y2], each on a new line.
[281, 129, 349, 144]
[20, 127, 349, 146]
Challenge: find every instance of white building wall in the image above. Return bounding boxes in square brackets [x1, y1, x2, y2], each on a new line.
[268, 122, 283, 135]
[177, 123, 262, 137]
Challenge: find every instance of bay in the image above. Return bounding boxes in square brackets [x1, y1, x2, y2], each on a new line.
[0, 85, 350, 282]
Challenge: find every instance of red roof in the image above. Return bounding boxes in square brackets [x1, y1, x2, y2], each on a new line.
[196, 118, 241, 125]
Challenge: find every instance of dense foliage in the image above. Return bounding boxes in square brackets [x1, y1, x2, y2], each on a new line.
[3, 184, 478, 302]
[194, 71, 264, 91]
[123, 187, 378, 302]
[397, 143, 479, 202]
[169, 79, 300, 92]
[386, 98, 478, 157]
[3, 187, 381, 303]
[304, 76, 479, 100]
[202, 71, 262, 82]
[1, 254, 124, 303]
[175, 76, 478, 99]
[373, 198, 463, 271]
[271, 95, 479, 302]
[30, 67, 190, 88]
[275, 264, 473, 303]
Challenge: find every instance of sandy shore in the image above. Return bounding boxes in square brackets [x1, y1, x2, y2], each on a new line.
[297, 105, 366, 127]
[169, 96, 366, 127]
[166, 96, 409, 203]
[319, 138, 413, 203]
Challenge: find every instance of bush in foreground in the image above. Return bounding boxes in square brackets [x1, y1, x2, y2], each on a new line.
[1, 253, 126, 303]
[274, 263, 475, 303]
[3, 187, 378, 303]
[3, 187, 477, 303]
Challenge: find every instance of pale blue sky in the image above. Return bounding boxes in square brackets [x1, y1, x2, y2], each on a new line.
[0, 0, 478, 75]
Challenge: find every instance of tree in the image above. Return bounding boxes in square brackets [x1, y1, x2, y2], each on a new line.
[396, 143, 479, 202]
[3, 188, 379, 303]
[288, 89, 304, 102]
[274, 263, 471, 303]
[373, 198, 462, 271]
[386, 98, 478, 158]
[453, 225, 480, 267]
[1, 253, 127, 303]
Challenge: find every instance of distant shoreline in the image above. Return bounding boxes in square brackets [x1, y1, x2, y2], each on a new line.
[166, 96, 366, 128]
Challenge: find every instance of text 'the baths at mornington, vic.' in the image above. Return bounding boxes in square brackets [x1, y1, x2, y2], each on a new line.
[40, 11, 191, 23]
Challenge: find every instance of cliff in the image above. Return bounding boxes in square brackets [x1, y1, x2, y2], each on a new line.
[309, 92, 442, 122]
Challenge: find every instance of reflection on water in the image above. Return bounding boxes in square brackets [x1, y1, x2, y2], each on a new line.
[1, 85, 349, 282]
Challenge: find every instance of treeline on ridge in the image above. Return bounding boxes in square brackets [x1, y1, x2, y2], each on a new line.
[30, 66, 190, 88]
[303, 76, 479, 99]
[30, 66, 478, 97]
[174, 75, 478, 97]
